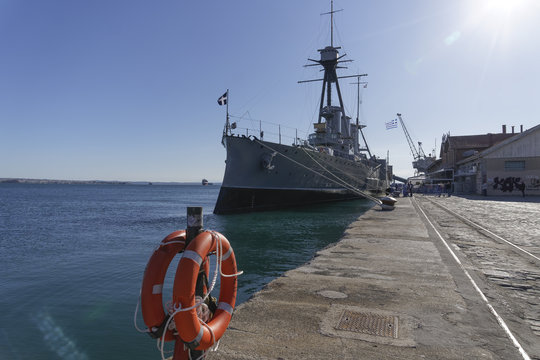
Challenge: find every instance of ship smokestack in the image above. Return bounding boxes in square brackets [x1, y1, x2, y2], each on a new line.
[502, 125, 506, 134]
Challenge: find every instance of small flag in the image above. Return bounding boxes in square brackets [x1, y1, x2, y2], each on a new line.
[385, 119, 398, 130]
[217, 91, 228, 106]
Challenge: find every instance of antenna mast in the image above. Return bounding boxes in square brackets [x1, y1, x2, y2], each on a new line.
[351, 76, 371, 157]
[331, 0, 334, 47]
[321, 0, 342, 47]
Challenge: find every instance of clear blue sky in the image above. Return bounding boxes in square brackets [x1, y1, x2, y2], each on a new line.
[1, 0, 539, 182]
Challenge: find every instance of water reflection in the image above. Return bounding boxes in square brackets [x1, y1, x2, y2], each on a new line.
[206, 200, 372, 303]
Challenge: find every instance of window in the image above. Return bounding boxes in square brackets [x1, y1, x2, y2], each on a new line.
[504, 160, 525, 171]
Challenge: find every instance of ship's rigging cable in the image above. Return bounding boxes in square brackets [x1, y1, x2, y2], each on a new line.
[300, 147, 373, 188]
[301, 148, 369, 190]
[253, 139, 382, 205]
[299, 147, 382, 204]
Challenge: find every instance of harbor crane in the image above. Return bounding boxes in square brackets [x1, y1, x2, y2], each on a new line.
[397, 113, 435, 175]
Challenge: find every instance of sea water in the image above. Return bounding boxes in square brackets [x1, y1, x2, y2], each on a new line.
[0, 183, 371, 359]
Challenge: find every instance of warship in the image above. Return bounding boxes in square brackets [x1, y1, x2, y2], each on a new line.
[214, 3, 390, 214]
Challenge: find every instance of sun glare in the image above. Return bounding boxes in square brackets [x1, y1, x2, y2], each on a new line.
[485, 0, 524, 13]
[464, 0, 535, 42]
[476, 0, 530, 25]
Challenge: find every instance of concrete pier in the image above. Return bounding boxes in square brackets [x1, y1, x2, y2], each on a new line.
[208, 196, 540, 360]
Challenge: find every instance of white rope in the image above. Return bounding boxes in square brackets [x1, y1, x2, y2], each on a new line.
[130, 236, 188, 359]
[254, 139, 382, 205]
[156, 338, 173, 356]
[186, 299, 222, 360]
[133, 292, 150, 333]
[158, 231, 243, 360]
[160, 271, 218, 360]
[134, 233, 243, 360]
[186, 320, 215, 360]
[133, 239, 186, 334]
[209, 231, 244, 278]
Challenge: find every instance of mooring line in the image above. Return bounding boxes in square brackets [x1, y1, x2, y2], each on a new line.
[423, 197, 540, 263]
[413, 197, 531, 360]
[253, 139, 382, 205]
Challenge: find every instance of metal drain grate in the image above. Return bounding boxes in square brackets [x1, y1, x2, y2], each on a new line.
[335, 310, 398, 338]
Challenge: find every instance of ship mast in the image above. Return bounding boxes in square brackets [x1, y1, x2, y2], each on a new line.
[298, 1, 368, 157]
[351, 76, 372, 157]
[312, 0, 348, 123]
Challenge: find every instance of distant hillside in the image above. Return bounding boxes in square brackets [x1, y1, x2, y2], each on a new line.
[0, 178, 219, 186]
[0, 178, 129, 185]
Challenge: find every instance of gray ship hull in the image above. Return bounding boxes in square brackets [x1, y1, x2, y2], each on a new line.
[214, 136, 387, 214]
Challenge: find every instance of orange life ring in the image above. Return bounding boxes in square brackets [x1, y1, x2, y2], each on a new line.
[140, 230, 186, 341]
[172, 231, 238, 350]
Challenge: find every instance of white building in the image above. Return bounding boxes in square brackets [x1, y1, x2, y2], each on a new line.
[454, 124, 540, 196]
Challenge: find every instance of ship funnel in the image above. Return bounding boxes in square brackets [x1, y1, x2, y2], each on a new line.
[334, 109, 342, 134]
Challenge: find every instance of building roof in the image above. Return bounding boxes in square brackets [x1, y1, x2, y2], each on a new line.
[457, 123, 540, 165]
[479, 123, 540, 157]
[441, 133, 515, 157]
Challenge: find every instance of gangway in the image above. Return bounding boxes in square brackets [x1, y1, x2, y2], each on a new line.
[392, 174, 408, 183]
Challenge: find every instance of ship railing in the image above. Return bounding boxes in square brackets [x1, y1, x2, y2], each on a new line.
[227, 115, 305, 146]
[308, 132, 342, 146]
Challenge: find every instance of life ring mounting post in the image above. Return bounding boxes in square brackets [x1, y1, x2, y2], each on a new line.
[136, 208, 241, 359]
[186, 206, 203, 244]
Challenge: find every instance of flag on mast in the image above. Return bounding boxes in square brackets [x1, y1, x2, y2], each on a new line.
[385, 119, 398, 130]
[217, 91, 228, 106]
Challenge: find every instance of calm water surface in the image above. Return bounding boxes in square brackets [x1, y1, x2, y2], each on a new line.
[0, 183, 371, 359]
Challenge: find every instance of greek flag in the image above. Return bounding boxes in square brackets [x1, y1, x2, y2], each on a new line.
[217, 91, 228, 106]
[385, 119, 398, 130]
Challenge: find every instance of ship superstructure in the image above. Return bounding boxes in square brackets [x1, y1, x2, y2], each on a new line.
[214, 2, 389, 214]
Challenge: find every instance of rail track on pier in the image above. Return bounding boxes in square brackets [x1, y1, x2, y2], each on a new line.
[413, 195, 540, 359]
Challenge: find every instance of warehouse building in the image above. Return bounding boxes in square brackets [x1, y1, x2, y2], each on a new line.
[454, 124, 540, 196]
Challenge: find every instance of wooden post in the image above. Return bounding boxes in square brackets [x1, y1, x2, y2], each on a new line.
[173, 206, 204, 360]
[186, 207, 203, 244]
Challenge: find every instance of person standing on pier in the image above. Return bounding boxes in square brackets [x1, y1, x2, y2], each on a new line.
[517, 181, 526, 197]
[445, 182, 452, 197]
